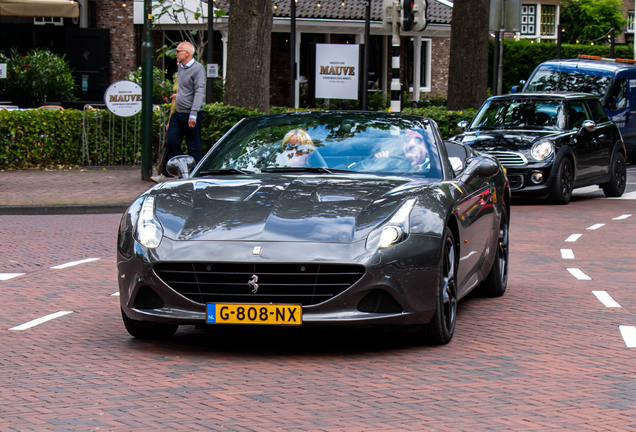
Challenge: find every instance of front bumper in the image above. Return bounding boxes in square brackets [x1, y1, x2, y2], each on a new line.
[117, 233, 443, 327]
[504, 163, 555, 196]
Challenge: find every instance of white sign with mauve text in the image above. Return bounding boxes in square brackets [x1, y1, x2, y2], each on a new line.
[315, 44, 359, 100]
[104, 80, 142, 117]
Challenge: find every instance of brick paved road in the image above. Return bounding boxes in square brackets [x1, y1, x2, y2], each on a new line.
[1, 197, 635, 431]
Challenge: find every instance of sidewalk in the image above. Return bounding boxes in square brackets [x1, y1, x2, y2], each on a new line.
[0, 167, 156, 215]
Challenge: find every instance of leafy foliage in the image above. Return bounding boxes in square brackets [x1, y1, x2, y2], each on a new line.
[127, 67, 174, 104]
[402, 106, 477, 139]
[0, 49, 77, 108]
[561, 0, 626, 44]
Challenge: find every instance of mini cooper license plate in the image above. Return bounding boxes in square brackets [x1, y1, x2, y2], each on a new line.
[206, 303, 302, 325]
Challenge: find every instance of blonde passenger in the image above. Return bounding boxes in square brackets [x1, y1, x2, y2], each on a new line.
[280, 129, 315, 167]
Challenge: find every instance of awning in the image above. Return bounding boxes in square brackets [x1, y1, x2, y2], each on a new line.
[0, 0, 79, 18]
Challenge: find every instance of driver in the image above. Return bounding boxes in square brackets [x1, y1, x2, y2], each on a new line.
[279, 129, 315, 167]
[375, 129, 430, 172]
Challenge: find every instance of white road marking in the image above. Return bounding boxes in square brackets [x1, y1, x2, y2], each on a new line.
[619, 326, 636, 348]
[51, 258, 100, 269]
[9, 311, 73, 331]
[111, 292, 120, 297]
[612, 214, 632, 220]
[592, 291, 621, 308]
[586, 223, 606, 230]
[560, 249, 575, 259]
[567, 268, 592, 280]
[565, 234, 582, 242]
[0, 273, 25, 281]
[607, 191, 636, 200]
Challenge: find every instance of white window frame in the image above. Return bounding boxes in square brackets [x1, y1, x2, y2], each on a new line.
[409, 36, 432, 97]
[628, 11, 635, 33]
[34, 17, 64, 26]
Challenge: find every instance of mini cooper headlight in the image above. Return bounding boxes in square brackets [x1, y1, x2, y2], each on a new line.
[366, 199, 416, 251]
[135, 196, 164, 248]
[531, 141, 554, 161]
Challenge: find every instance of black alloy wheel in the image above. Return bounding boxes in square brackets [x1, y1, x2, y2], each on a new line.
[550, 158, 573, 204]
[420, 227, 457, 345]
[479, 205, 509, 297]
[602, 152, 626, 198]
[121, 308, 179, 339]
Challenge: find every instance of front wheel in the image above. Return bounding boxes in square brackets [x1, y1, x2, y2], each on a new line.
[550, 158, 573, 205]
[121, 308, 178, 339]
[418, 227, 457, 345]
[479, 205, 509, 297]
[601, 152, 626, 198]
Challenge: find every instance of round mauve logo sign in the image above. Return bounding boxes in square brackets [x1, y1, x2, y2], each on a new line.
[104, 80, 142, 117]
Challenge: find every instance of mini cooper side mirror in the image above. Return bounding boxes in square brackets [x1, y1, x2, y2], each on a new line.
[457, 121, 469, 132]
[581, 120, 596, 133]
[167, 155, 197, 179]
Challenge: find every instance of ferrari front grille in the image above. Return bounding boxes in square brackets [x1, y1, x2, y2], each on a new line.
[487, 151, 527, 167]
[153, 263, 365, 306]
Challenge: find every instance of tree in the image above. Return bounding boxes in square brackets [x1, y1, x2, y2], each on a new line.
[223, 0, 272, 113]
[561, 0, 626, 44]
[446, 0, 490, 110]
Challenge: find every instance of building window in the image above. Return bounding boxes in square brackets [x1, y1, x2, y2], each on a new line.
[521, 4, 536, 36]
[541, 5, 556, 36]
[628, 12, 635, 33]
[34, 17, 64, 26]
[407, 37, 431, 94]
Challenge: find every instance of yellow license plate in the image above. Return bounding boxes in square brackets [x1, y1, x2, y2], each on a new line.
[206, 303, 302, 325]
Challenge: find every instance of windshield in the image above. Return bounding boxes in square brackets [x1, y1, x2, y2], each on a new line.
[470, 99, 566, 131]
[525, 69, 611, 98]
[194, 112, 443, 179]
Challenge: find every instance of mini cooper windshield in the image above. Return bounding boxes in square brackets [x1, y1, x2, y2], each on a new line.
[194, 113, 444, 179]
[470, 99, 566, 131]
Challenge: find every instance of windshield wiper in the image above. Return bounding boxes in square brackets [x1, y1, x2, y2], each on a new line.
[261, 166, 334, 174]
[199, 168, 256, 176]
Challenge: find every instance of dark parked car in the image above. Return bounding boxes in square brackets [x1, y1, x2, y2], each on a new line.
[453, 93, 626, 204]
[118, 112, 510, 345]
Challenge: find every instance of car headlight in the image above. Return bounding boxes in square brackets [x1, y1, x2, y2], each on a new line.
[134, 196, 164, 248]
[366, 199, 416, 251]
[531, 141, 554, 161]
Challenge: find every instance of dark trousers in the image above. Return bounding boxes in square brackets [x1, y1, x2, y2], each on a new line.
[161, 111, 204, 176]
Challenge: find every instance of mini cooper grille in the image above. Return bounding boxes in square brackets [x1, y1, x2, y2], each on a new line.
[487, 151, 527, 166]
[153, 263, 365, 306]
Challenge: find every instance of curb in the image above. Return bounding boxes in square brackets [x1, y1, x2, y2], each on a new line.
[0, 204, 130, 216]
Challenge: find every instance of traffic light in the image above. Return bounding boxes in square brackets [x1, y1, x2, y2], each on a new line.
[411, 0, 428, 32]
[401, 0, 414, 31]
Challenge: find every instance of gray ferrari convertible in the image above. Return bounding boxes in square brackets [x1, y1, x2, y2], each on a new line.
[117, 111, 511, 345]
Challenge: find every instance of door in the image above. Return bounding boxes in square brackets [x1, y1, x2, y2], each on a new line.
[587, 98, 613, 176]
[568, 100, 602, 180]
[65, 28, 110, 103]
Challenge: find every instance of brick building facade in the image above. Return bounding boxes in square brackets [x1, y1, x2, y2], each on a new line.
[95, 0, 137, 82]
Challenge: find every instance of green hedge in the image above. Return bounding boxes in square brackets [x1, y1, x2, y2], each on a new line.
[0, 103, 474, 169]
[489, 39, 636, 93]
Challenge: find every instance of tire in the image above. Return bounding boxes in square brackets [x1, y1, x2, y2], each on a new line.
[550, 158, 573, 205]
[479, 205, 509, 297]
[121, 308, 178, 339]
[601, 152, 626, 198]
[419, 227, 457, 345]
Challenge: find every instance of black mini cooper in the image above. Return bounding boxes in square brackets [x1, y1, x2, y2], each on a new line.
[452, 93, 626, 204]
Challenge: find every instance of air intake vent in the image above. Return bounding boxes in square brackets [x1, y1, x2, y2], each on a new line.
[487, 151, 527, 166]
[154, 263, 365, 306]
[357, 289, 403, 313]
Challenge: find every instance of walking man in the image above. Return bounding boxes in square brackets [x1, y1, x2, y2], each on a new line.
[152, 41, 206, 183]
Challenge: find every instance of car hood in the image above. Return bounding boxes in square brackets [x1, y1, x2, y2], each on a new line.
[455, 130, 561, 151]
[153, 175, 435, 243]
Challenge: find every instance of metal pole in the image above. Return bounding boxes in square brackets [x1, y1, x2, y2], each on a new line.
[556, 23, 562, 59]
[141, 0, 153, 181]
[497, 0, 505, 95]
[492, 31, 500, 96]
[390, 1, 401, 113]
[361, 0, 371, 110]
[610, 29, 615, 58]
[206, 0, 214, 103]
[290, 0, 296, 108]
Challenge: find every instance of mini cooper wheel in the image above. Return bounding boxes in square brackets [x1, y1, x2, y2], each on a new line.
[550, 158, 573, 205]
[121, 308, 178, 339]
[601, 152, 626, 198]
[479, 205, 509, 297]
[420, 227, 457, 345]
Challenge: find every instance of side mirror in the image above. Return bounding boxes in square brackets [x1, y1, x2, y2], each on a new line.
[463, 156, 499, 179]
[581, 120, 596, 133]
[519, 79, 526, 87]
[166, 155, 197, 179]
[457, 120, 469, 132]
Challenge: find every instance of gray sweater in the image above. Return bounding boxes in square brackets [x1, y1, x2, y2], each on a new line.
[176, 61, 206, 117]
